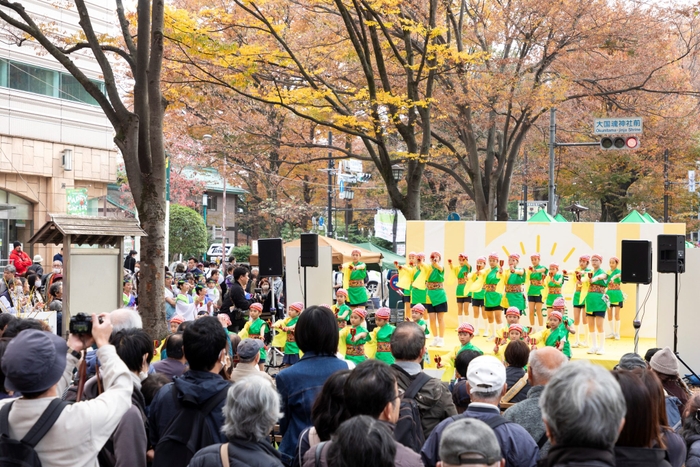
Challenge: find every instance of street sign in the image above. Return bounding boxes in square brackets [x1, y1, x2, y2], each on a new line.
[318, 216, 324, 227]
[594, 117, 643, 135]
[447, 212, 461, 221]
[690, 170, 696, 193]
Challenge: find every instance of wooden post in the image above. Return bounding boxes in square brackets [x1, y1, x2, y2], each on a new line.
[63, 235, 71, 339]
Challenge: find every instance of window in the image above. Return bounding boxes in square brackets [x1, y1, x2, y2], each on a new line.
[60, 74, 102, 105]
[9, 62, 56, 96]
[207, 195, 218, 211]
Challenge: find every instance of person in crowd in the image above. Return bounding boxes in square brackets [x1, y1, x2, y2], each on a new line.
[9, 241, 32, 276]
[188, 375, 283, 467]
[438, 418, 505, 467]
[194, 284, 211, 316]
[681, 393, 700, 467]
[303, 359, 423, 467]
[48, 282, 63, 335]
[169, 316, 184, 334]
[612, 370, 672, 467]
[221, 266, 254, 332]
[422, 355, 538, 467]
[110, 307, 143, 333]
[164, 272, 176, 322]
[53, 247, 63, 263]
[26, 274, 44, 310]
[0, 264, 16, 297]
[502, 347, 567, 458]
[538, 361, 626, 467]
[501, 339, 531, 404]
[0, 313, 132, 467]
[2, 317, 45, 338]
[614, 352, 648, 370]
[122, 279, 136, 307]
[326, 416, 397, 467]
[246, 267, 259, 293]
[151, 333, 188, 381]
[0, 338, 13, 399]
[650, 347, 692, 413]
[0, 314, 15, 337]
[294, 370, 351, 467]
[187, 257, 203, 276]
[390, 321, 456, 438]
[41, 260, 62, 300]
[230, 338, 275, 385]
[149, 316, 231, 448]
[451, 349, 483, 413]
[276, 305, 355, 466]
[637, 369, 687, 467]
[26, 254, 44, 278]
[205, 278, 220, 313]
[124, 249, 138, 273]
[141, 373, 171, 416]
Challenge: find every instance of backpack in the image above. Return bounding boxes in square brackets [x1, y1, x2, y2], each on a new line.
[394, 372, 432, 453]
[151, 386, 229, 467]
[0, 399, 69, 467]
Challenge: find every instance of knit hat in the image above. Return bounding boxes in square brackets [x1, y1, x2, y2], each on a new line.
[530, 253, 540, 258]
[2, 329, 67, 393]
[592, 253, 603, 261]
[505, 307, 520, 317]
[650, 347, 679, 376]
[552, 297, 566, 310]
[579, 255, 591, 262]
[610, 256, 620, 264]
[615, 353, 648, 371]
[375, 307, 391, 320]
[289, 302, 304, 312]
[508, 324, 523, 335]
[352, 307, 367, 319]
[411, 304, 426, 313]
[457, 323, 475, 335]
[336, 288, 348, 298]
[549, 311, 562, 322]
[351, 249, 362, 256]
[509, 253, 520, 260]
[169, 316, 184, 325]
[12, 241, 20, 248]
[549, 262, 559, 269]
[488, 252, 499, 260]
[249, 302, 263, 312]
[439, 418, 501, 466]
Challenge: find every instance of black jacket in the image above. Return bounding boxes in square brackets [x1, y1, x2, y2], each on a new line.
[229, 281, 253, 311]
[188, 438, 283, 467]
[124, 256, 136, 273]
[614, 446, 672, 467]
[539, 445, 615, 467]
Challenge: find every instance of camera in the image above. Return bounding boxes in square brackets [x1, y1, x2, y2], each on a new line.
[69, 313, 92, 335]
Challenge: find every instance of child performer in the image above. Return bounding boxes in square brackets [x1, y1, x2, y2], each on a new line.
[448, 254, 472, 326]
[368, 307, 396, 365]
[483, 252, 504, 340]
[571, 255, 591, 348]
[606, 256, 623, 340]
[530, 306, 575, 359]
[526, 253, 548, 332]
[493, 324, 526, 361]
[395, 252, 417, 320]
[469, 257, 487, 337]
[585, 254, 608, 355]
[496, 307, 530, 340]
[545, 263, 564, 310]
[410, 253, 430, 311]
[438, 323, 483, 380]
[427, 251, 448, 347]
[411, 303, 431, 366]
[339, 307, 371, 364]
[279, 301, 303, 366]
[239, 302, 268, 370]
[504, 254, 526, 314]
[341, 249, 369, 307]
[332, 289, 352, 329]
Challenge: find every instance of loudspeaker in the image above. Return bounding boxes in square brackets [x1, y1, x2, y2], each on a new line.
[300, 233, 319, 267]
[621, 240, 652, 284]
[258, 238, 284, 276]
[657, 234, 685, 274]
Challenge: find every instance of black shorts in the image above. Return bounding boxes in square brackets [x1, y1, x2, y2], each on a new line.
[348, 302, 366, 308]
[457, 297, 470, 304]
[429, 302, 448, 313]
[528, 295, 542, 303]
[586, 310, 606, 318]
[471, 298, 484, 307]
[573, 304, 586, 309]
[484, 306, 502, 312]
[610, 301, 624, 308]
[402, 294, 412, 303]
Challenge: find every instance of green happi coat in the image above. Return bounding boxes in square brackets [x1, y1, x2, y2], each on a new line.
[505, 269, 526, 311]
[426, 267, 447, 306]
[484, 267, 503, 308]
[545, 273, 564, 307]
[527, 267, 548, 297]
[585, 269, 608, 314]
[606, 268, 623, 305]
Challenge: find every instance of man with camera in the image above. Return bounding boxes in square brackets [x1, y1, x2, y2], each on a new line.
[0, 313, 133, 467]
[220, 266, 258, 332]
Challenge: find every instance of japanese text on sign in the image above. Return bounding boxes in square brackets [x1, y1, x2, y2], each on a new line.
[594, 117, 643, 135]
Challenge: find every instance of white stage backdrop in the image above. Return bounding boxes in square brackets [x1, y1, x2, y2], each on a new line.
[285, 245, 333, 309]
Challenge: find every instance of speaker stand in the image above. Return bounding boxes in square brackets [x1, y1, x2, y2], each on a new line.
[672, 271, 699, 381]
[633, 284, 640, 355]
[303, 266, 308, 309]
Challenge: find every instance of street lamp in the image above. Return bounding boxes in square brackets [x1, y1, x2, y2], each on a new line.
[202, 192, 208, 225]
[390, 164, 404, 253]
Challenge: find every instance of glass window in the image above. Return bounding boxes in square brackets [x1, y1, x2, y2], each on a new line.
[207, 195, 218, 211]
[8, 62, 56, 96]
[60, 74, 100, 105]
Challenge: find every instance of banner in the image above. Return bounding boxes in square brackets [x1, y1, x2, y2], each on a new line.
[66, 188, 88, 215]
[374, 209, 406, 243]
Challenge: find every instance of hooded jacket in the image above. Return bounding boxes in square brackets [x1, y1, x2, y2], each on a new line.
[148, 370, 231, 446]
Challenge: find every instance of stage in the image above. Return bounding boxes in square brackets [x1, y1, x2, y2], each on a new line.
[423, 329, 656, 379]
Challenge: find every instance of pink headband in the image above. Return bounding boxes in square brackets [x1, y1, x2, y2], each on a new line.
[457, 323, 475, 334]
[579, 255, 590, 262]
[552, 297, 566, 310]
[430, 251, 441, 259]
[505, 307, 520, 317]
[408, 251, 416, 257]
[250, 302, 263, 312]
[509, 324, 523, 334]
[477, 256, 487, 263]
[592, 254, 603, 261]
[375, 307, 391, 320]
[289, 302, 304, 312]
[352, 308, 367, 319]
[336, 289, 348, 297]
[531, 253, 541, 258]
[550, 262, 559, 269]
[458, 253, 468, 260]
[610, 256, 620, 263]
[416, 253, 426, 259]
[411, 304, 426, 313]
[488, 252, 499, 260]
[351, 249, 362, 256]
[549, 311, 563, 321]
[509, 254, 520, 260]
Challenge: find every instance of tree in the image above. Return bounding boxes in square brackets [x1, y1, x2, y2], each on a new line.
[0, 0, 168, 335]
[169, 204, 208, 259]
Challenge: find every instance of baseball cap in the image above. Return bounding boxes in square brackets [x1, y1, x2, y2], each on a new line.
[439, 418, 501, 465]
[2, 329, 67, 393]
[237, 338, 264, 360]
[466, 355, 506, 394]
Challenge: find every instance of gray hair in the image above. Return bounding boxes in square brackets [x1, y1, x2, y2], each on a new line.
[4, 265, 15, 274]
[110, 308, 143, 333]
[222, 375, 281, 441]
[470, 388, 503, 401]
[528, 347, 568, 385]
[540, 361, 626, 449]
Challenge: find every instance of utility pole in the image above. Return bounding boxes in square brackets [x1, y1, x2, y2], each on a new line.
[548, 108, 556, 216]
[523, 150, 528, 221]
[327, 132, 334, 237]
[664, 149, 669, 222]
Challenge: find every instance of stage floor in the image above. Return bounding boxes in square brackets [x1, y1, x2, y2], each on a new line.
[423, 328, 657, 377]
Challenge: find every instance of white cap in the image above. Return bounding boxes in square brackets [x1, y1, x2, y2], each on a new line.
[467, 355, 506, 394]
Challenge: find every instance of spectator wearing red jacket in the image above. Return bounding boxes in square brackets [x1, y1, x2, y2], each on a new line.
[9, 242, 32, 276]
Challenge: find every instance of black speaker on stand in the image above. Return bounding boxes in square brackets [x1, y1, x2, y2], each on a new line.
[258, 238, 284, 276]
[657, 234, 697, 382]
[300, 233, 319, 308]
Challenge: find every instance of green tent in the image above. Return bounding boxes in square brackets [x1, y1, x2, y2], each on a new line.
[527, 210, 556, 223]
[554, 214, 568, 222]
[686, 241, 696, 249]
[352, 242, 405, 270]
[620, 210, 650, 223]
[642, 212, 659, 223]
